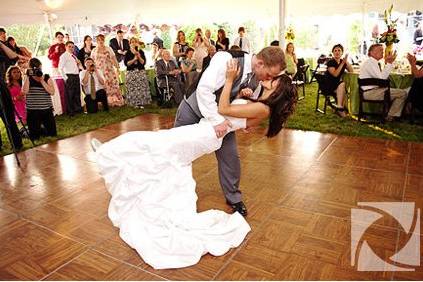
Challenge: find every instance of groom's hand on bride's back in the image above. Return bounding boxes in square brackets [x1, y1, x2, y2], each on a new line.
[214, 120, 232, 138]
[238, 88, 253, 98]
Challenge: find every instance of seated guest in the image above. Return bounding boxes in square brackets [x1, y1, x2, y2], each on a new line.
[6, 66, 26, 123]
[124, 37, 151, 108]
[201, 45, 216, 72]
[359, 43, 408, 122]
[78, 35, 95, 68]
[325, 44, 353, 117]
[181, 47, 199, 92]
[80, 58, 109, 113]
[155, 49, 185, 104]
[406, 53, 423, 112]
[270, 40, 280, 47]
[59, 41, 82, 116]
[22, 58, 57, 140]
[285, 42, 298, 77]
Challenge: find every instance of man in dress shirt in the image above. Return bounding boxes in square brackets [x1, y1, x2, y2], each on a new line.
[205, 29, 215, 46]
[174, 47, 286, 216]
[155, 49, 185, 104]
[109, 30, 129, 63]
[80, 58, 109, 113]
[233, 27, 251, 54]
[359, 43, 408, 121]
[59, 41, 82, 116]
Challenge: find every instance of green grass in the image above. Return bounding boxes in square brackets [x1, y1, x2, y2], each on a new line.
[1, 83, 422, 157]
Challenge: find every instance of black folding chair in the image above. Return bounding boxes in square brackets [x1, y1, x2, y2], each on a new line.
[357, 78, 391, 123]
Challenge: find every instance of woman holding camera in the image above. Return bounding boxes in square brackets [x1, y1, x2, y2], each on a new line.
[124, 37, 151, 108]
[22, 58, 57, 140]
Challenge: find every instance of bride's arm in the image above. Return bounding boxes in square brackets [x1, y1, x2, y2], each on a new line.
[218, 60, 269, 119]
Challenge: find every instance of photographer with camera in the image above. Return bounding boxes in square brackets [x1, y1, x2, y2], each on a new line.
[124, 37, 151, 108]
[192, 28, 210, 71]
[22, 58, 57, 140]
[80, 58, 109, 113]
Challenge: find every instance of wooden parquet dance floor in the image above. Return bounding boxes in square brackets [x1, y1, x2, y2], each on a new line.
[0, 113, 422, 280]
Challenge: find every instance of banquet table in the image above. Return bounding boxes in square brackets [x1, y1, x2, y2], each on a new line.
[343, 71, 414, 115]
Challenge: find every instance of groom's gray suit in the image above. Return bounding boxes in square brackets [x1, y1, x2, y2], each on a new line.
[174, 50, 258, 204]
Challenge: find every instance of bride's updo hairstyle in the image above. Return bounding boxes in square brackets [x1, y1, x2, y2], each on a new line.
[260, 74, 297, 138]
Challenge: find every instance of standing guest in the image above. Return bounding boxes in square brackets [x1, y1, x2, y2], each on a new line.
[80, 58, 109, 113]
[270, 40, 280, 47]
[155, 49, 185, 104]
[22, 58, 56, 140]
[47, 31, 66, 114]
[414, 23, 423, 46]
[0, 27, 21, 80]
[406, 53, 423, 112]
[78, 35, 95, 68]
[6, 36, 31, 67]
[109, 30, 129, 63]
[64, 34, 79, 56]
[151, 42, 162, 64]
[325, 44, 353, 117]
[180, 47, 199, 91]
[124, 37, 151, 108]
[172, 30, 189, 64]
[59, 41, 82, 116]
[152, 31, 164, 49]
[6, 66, 26, 123]
[92, 34, 124, 106]
[359, 43, 408, 122]
[285, 42, 298, 77]
[0, 78, 23, 151]
[233, 27, 251, 54]
[192, 28, 210, 71]
[205, 29, 215, 46]
[216, 28, 229, 52]
[202, 45, 217, 72]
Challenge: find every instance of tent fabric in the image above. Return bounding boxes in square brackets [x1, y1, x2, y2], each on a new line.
[1, 0, 422, 26]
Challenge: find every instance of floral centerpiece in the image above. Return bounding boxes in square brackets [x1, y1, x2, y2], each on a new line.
[378, 4, 399, 55]
[285, 26, 295, 42]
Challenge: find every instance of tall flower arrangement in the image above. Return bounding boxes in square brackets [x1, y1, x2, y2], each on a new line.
[378, 4, 399, 55]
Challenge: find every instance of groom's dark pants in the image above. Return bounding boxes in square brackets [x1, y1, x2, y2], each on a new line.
[174, 100, 241, 204]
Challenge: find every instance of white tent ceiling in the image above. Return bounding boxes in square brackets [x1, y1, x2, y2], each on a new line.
[1, 0, 422, 26]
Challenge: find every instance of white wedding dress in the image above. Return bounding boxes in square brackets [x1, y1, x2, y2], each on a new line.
[95, 99, 251, 269]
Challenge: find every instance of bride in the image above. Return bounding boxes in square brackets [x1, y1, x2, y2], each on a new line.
[92, 60, 297, 269]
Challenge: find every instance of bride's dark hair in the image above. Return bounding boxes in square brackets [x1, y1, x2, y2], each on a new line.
[260, 74, 297, 137]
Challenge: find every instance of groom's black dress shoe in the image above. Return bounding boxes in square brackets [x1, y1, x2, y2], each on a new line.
[227, 200, 248, 216]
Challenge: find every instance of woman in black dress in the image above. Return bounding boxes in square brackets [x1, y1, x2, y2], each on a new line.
[325, 44, 353, 117]
[216, 29, 229, 51]
[172, 31, 189, 64]
[77, 35, 95, 68]
[406, 53, 423, 112]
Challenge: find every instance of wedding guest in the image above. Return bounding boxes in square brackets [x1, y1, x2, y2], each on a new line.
[0, 27, 21, 80]
[205, 29, 215, 46]
[91, 34, 124, 106]
[406, 53, 423, 112]
[181, 47, 199, 92]
[78, 35, 95, 68]
[285, 42, 298, 76]
[233, 27, 251, 53]
[172, 30, 189, 64]
[79, 58, 109, 113]
[192, 28, 210, 71]
[155, 49, 185, 104]
[59, 41, 82, 116]
[216, 28, 229, 52]
[6, 36, 31, 67]
[152, 31, 164, 49]
[324, 44, 354, 117]
[414, 23, 423, 46]
[65, 33, 79, 56]
[0, 78, 22, 151]
[359, 43, 408, 121]
[151, 42, 162, 64]
[47, 31, 66, 113]
[124, 37, 151, 108]
[202, 45, 217, 72]
[109, 30, 129, 63]
[22, 58, 57, 140]
[6, 66, 26, 123]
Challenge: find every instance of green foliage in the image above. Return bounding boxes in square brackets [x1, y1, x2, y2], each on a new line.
[347, 20, 363, 54]
[295, 25, 319, 50]
[161, 30, 172, 50]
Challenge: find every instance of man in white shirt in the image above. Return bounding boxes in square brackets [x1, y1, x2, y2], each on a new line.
[174, 47, 286, 216]
[233, 27, 251, 54]
[59, 41, 82, 116]
[359, 43, 407, 121]
[80, 58, 109, 113]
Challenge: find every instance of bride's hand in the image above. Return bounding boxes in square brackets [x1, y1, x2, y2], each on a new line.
[226, 59, 239, 81]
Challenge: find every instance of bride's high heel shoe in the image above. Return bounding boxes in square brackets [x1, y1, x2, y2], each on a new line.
[90, 138, 103, 152]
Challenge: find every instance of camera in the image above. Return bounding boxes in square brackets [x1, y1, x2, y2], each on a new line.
[26, 67, 43, 77]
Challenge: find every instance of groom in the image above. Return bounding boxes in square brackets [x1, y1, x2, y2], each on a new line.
[174, 47, 286, 216]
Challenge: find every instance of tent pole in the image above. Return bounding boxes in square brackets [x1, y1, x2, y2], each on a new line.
[34, 24, 46, 57]
[279, 0, 286, 48]
[44, 12, 53, 42]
